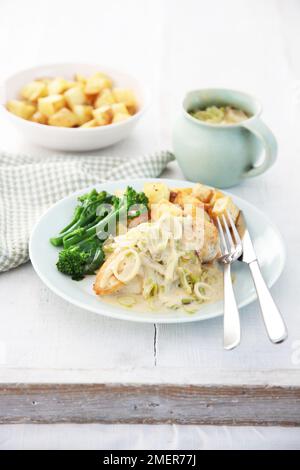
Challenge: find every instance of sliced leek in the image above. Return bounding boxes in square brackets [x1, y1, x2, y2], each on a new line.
[117, 296, 136, 308]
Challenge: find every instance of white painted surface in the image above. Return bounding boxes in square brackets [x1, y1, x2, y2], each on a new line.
[1, 424, 300, 450]
[0, 0, 300, 450]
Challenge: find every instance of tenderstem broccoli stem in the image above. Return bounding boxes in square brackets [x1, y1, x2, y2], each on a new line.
[63, 203, 128, 249]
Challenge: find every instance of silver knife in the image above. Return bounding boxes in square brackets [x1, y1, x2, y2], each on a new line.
[236, 211, 287, 343]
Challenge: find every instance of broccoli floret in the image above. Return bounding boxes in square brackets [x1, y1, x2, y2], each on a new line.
[56, 246, 90, 280]
[125, 186, 148, 208]
[124, 186, 149, 219]
[56, 238, 104, 280]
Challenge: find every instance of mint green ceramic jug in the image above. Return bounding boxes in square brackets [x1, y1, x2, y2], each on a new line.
[172, 89, 277, 188]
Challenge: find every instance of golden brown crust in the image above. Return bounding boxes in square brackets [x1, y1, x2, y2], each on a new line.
[93, 253, 124, 296]
[172, 188, 193, 207]
[197, 219, 220, 262]
[192, 183, 214, 203]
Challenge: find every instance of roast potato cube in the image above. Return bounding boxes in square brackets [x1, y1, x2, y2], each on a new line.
[38, 95, 65, 117]
[65, 81, 78, 89]
[48, 107, 78, 127]
[64, 86, 86, 108]
[92, 105, 113, 125]
[172, 188, 193, 206]
[74, 73, 86, 84]
[84, 73, 112, 95]
[210, 190, 224, 206]
[93, 72, 112, 84]
[112, 113, 130, 123]
[85, 93, 97, 106]
[113, 88, 137, 110]
[111, 103, 129, 116]
[211, 196, 239, 223]
[7, 100, 36, 119]
[84, 77, 106, 95]
[143, 182, 170, 205]
[192, 183, 213, 203]
[111, 103, 129, 115]
[94, 88, 115, 108]
[80, 119, 98, 128]
[127, 105, 137, 115]
[151, 199, 182, 221]
[21, 81, 47, 101]
[73, 104, 93, 125]
[31, 111, 48, 125]
[47, 78, 69, 95]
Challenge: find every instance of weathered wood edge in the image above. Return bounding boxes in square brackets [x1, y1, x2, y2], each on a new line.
[1, 383, 300, 425]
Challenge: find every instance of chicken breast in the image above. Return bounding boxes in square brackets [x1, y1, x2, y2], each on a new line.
[93, 253, 123, 296]
[197, 219, 220, 262]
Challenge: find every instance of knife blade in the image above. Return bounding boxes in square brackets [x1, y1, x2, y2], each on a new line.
[236, 211, 257, 263]
[236, 210, 287, 343]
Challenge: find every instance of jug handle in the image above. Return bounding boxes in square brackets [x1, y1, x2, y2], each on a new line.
[241, 118, 277, 178]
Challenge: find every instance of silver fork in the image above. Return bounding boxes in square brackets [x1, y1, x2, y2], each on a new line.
[217, 210, 243, 350]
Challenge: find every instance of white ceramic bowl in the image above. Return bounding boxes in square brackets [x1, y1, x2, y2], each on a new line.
[0, 63, 148, 151]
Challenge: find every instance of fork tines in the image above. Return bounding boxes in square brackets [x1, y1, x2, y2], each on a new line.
[217, 210, 242, 257]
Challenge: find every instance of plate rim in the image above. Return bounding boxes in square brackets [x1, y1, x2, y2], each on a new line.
[29, 178, 286, 324]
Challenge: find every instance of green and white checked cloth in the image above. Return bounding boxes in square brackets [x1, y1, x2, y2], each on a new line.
[0, 150, 174, 273]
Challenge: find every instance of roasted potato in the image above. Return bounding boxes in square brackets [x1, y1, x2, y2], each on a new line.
[47, 78, 70, 95]
[111, 103, 130, 123]
[38, 94, 65, 117]
[85, 73, 112, 95]
[73, 104, 93, 125]
[111, 103, 129, 115]
[92, 105, 113, 125]
[143, 182, 170, 205]
[48, 107, 78, 127]
[151, 199, 182, 221]
[112, 88, 137, 113]
[64, 86, 86, 109]
[94, 88, 115, 108]
[210, 189, 224, 206]
[21, 81, 47, 101]
[112, 113, 131, 123]
[31, 111, 48, 125]
[80, 119, 98, 128]
[211, 196, 239, 223]
[192, 183, 213, 203]
[74, 73, 86, 85]
[6, 70, 137, 127]
[172, 188, 193, 207]
[7, 100, 36, 119]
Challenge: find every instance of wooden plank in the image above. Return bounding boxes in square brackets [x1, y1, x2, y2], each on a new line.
[1, 382, 300, 425]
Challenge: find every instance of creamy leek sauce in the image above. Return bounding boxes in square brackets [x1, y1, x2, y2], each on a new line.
[100, 263, 223, 314]
[190, 105, 249, 125]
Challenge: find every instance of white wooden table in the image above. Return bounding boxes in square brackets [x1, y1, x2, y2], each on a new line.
[1, 0, 300, 447]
